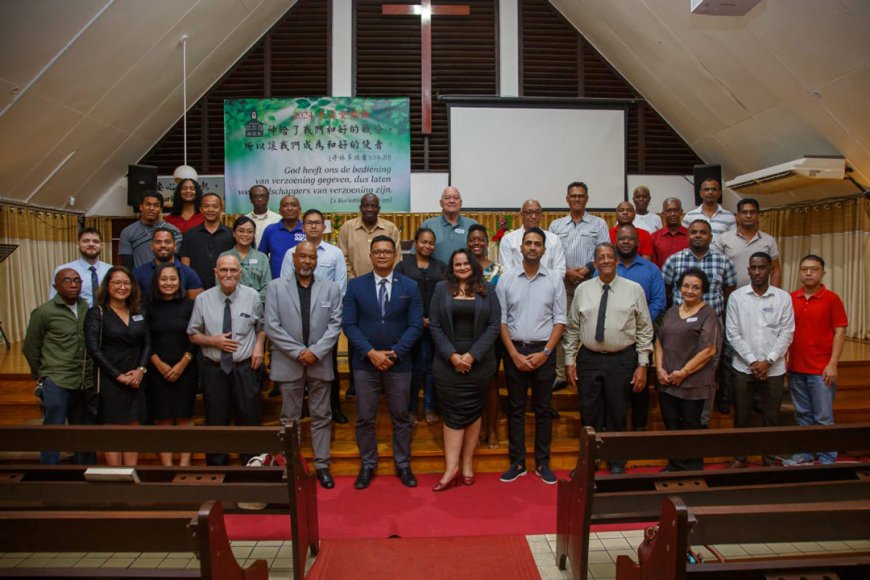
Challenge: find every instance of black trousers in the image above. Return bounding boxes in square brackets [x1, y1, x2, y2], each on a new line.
[200, 359, 262, 466]
[504, 342, 556, 468]
[733, 370, 784, 464]
[658, 390, 705, 471]
[330, 345, 342, 409]
[577, 346, 637, 469]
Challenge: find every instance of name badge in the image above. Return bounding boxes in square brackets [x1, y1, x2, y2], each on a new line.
[321, 301, 331, 308]
[686, 317, 698, 323]
[455, 228, 465, 234]
[132, 314, 144, 322]
[248, 258, 258, 264]
[294, 233, 306, 241]
[762, 307, 774, 313]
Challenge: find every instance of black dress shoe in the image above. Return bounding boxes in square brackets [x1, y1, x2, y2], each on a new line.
[354, 467, 375, 490]
[345, 385, 356, 400]
[268, 384, 282, 398]
[397, 467, 417, 488]
[316, 468, 335, 489]
[332, 407, 348, 424]
[716, 398, 731, 414]
[553, 379, 568, 392]
[547, 406, 560, 419]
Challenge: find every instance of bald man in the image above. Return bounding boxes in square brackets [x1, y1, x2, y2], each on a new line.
[23, 268, 97, 465]
[259, 194, 305, 278]
[419, 187, 479, 263]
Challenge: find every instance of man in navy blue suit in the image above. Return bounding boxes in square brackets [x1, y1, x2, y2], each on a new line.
[343, 235, 424, 489]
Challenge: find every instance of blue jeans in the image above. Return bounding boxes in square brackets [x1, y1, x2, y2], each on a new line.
[788, 372, 837, 464]
[40, 378, 98, 465]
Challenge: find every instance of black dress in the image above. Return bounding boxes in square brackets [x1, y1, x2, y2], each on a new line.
[432, 298, 496, 429]
[147, 298, 198, 420]
[84, 306, 151, 424]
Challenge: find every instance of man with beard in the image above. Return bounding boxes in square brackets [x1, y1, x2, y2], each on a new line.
[651, 197, 689, 269]
[609, 201, 654, 260]
[119, 191, 182, 269]
[265, 241, 343, 488]
[498, 199, 566, 279]
[132, 227, 203, 299]
[563, 243, 653, 474]
[497, 228, 566, 485]
[260, 194, 305, 278]
[339, 193, 401, 279]
[714, 197, 781, 288]
[50, 227, 111, 307]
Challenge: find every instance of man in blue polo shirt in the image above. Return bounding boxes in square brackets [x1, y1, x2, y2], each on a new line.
[132, 227, 203, 299]
[419, 187, 478, 264]
[259, 194, 305, 278]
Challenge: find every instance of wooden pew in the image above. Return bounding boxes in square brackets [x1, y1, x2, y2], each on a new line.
[0, 423, 317, 580]
[615, 497, 870, 580]
[0, 501, 267, 579]
[556, 423, 870, 580]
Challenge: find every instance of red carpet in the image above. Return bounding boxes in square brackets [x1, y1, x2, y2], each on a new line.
[225, 469, 651, 540]
[305, 535, 539, 580]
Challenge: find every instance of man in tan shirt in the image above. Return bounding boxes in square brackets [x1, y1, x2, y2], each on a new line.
[338, 193, 401, 279]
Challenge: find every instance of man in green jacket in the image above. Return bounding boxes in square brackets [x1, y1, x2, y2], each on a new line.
[23, 268, 96, 465]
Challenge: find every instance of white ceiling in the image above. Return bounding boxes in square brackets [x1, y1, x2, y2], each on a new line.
[551, 0, 870, 206]
[0, 0, 295, 212]
[0, 0, 867, 213]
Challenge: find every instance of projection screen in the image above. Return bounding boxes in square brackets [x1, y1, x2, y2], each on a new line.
[448, 104, 627, 209]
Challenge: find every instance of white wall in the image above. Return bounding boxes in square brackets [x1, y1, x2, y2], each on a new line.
[626, 174, 695, 214]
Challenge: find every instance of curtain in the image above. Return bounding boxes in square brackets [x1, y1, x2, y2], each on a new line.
[760, 196, 869, 340]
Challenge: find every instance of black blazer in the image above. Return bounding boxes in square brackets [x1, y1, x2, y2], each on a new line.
[428, 280, 501, 363]
[394, 255, 446, 317]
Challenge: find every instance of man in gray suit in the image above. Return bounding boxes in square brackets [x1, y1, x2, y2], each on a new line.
[265, 241, 343, 489]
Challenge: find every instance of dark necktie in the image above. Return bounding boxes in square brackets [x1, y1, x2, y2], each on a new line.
[220, 298, 233, 374]
[89, 266, 98, 302]
[378, 278, 388, 318]
[595, 284, 610, 342]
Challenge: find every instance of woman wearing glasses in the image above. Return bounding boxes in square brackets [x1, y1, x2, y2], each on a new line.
[84, 266, 151, 466]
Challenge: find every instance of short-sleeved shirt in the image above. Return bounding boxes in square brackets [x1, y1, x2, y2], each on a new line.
[180, 223, 235, 289]
[187, 284, 264, 363]
[658, 303, 722, 400]
[496, 266, 567, 342]
[119, 220, 183, 269]
[633, 212, 662, 234]
[338, 216, 401, 278]
[259, 220, 306, 279]
[419, 214, 479, 264]
[788, 285, 848, 375]
[713, 229, 780, 288]
[682, 204, 736, 240]
[661, 248, 737, 316]
[132, 259, 203, 297]
[651, 227, 689, 269]
[548, 212, 610, 271]
[609, 226, 654, 258]
[220, 248, 272, 303]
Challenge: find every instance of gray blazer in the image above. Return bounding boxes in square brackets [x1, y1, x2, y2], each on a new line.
[265, 275, 342, 382]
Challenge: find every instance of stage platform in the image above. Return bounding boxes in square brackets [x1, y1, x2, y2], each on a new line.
[2, 339, 869, 475]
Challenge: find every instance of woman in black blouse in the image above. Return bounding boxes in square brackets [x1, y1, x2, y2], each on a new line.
[146, 263, 197, 466]
[395, 227, 446, 425]
[85, 266, 150, 466]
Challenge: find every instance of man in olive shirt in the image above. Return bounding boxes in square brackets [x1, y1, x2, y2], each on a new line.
[563, 243, 653, 474]
[23, 268, 96, 465]
[338, 193, 401, 278]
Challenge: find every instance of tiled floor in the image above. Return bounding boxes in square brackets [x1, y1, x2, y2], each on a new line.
[2, 533, 869, 579]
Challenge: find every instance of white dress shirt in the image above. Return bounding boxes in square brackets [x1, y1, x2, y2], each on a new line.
[725, 284, 795, 377]
[49, 257, 112, 307]
[498, 228, 566, 280]
[633, 213, 662, 234]
[280, 240, 348, 297]
[246, 210, 282, 247]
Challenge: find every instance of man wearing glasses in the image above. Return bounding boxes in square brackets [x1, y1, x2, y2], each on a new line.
[342, 236, 423, 490]
[682, 178, 736, 241]
[498, 199, 566, 279]
[23, 269, 97, 465]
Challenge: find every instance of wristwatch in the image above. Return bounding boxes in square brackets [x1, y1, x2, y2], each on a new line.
[542, 347, 552, 356]
[137, 366, 148, 374]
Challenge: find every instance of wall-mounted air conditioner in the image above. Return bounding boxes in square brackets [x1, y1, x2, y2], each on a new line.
[725, 156, 846, 195]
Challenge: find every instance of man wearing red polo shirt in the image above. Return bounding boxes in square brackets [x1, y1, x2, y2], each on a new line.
[784, 254, 848, 466]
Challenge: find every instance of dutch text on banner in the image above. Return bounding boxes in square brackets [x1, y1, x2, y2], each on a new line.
[223, 97, 411, 214]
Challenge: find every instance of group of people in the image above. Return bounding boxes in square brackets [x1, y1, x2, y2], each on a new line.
[23, 177, 848, 491]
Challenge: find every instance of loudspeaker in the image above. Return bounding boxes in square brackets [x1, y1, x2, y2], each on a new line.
[692, 164, 722, 205]
[127, 164, 158, 208]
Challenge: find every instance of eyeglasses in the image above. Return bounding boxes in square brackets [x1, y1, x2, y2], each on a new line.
[304, 220, 324, 226]
[60, 277, 82, 285]
[800, 266, 823, 273]
[110, 280, 132, 287]
[371, 249, 395, 256]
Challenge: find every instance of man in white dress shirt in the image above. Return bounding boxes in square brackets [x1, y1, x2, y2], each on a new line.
[50, 227, 111, 307]
[725, 252, 794, 467]
[245, 185, 281, 247]
[499, 199, 566, 280]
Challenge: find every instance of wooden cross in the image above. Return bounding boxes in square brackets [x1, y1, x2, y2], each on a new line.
[382, 0, 471, 134]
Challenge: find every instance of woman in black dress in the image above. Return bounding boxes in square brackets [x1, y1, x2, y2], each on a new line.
[429, 249, 501, 491]
[84, 267, 150, 466]
[146, 263, 197, 466]
[395, 227, 446, 426]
